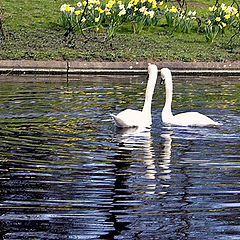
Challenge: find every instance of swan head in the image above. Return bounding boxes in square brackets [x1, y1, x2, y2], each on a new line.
[148, 63, 158, 75]
[160, 68, 172, 85]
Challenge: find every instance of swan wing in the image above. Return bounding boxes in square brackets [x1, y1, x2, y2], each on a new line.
[171, 111, 220, 126]
[111, 109, 150, 128]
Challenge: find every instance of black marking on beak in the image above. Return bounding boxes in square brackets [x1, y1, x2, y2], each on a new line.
[160, 78, 165, 85]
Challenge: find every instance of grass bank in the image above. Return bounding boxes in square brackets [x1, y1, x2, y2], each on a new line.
[0, 0, 239, 62]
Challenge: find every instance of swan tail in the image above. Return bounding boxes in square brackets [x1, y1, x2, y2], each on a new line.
[110, 114, 129, 128]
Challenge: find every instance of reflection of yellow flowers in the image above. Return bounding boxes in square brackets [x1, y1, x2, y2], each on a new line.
[215, 17, 221, 22]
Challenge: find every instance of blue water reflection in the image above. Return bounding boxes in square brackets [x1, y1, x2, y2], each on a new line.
[0, 74, 239, 239]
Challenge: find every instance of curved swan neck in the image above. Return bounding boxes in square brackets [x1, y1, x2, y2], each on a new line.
[162, 69, 173, 118]
[142, 70, 158, 115]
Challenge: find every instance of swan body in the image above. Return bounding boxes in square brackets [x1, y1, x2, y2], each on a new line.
[161, 68, 220, 127]
[111, 63, 158, 128]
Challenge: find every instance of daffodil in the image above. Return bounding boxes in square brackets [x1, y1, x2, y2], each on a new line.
[152, 1, 157, 9]
[231, 7, 238, 15]
[118, 9, 126, 16]
[77, 2, 82, 7]
[75, 10, 81, 15]
[89, 5, 95, 10]
[159, 1, 163, 6]
[224, 14, 230, 20]
[95, 17, 100, 22]
[221, 3, 226, 11]
[60, 4, 67, 12]
[215, 17, 221, 22]
[149, 10, 154, 18]
[70, 7, 75, 12]
[139, 6, 147, 13]
[225, 6, 231, 14]
[209, 6, 217, 12]
[169, 6, 177, 13]
[81, 17, 86, 22]
[127, 3, 133, 9]
[222, 22, 227, 28]
[65, 5, 71, 12]
[133, 0, 139, 6]
[207, 20, 211, 25]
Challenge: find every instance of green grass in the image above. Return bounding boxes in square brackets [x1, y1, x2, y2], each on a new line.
[0, 0, 239, 61]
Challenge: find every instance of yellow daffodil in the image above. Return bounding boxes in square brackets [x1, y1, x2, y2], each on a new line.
[207, 20, 211, 25]
[65, 5, 71, 12]
[95, 17, 100, 22]
[215, 17, 221, 22]
[83, 1, 87, 6]
[225, 6, 231, 14]
[222, 22, 227, 28]
[81, 17, 86, 22]
[224, 14, 230, 19]
[96, 27, 99, 32]
[152, 1, 157, 9]
[209, 6, 217, 12]
[75, 10, 81, 15]
[159, 1, 163, 6]
[133, 0, 139, 6]
[169, 6, 177, 13]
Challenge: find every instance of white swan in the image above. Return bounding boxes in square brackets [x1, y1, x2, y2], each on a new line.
[111, 63, 158, 128]
[160, 68, 220, 127]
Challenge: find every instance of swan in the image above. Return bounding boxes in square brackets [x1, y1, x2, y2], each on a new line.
[111, 63, 158, 128]
[160, 68, 220, 127]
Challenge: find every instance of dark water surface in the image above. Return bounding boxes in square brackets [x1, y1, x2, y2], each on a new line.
[0, 74, 239, 239]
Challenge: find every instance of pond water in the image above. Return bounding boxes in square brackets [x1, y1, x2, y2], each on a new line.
[0, 74, 239, 240]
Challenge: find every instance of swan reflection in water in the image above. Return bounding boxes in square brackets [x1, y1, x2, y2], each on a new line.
[112, 126, 173, 195]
